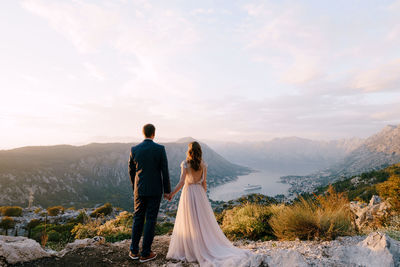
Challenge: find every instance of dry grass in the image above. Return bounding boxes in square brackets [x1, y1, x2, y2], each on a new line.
[221, 203, 274, 240]
[270, 186, 354, 240]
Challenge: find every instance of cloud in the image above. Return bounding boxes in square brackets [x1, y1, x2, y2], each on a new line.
[21, 0, 118, 53]
[240, 2, 327, 86]
[4, 0, 399, 148]
[82, 62, 105, 81]
[21, 0, 200, 58]
[239, 0, 400, 94]
[351, 59, 400, 92]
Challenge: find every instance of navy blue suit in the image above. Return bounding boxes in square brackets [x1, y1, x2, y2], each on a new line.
[129, 139, 171, 256]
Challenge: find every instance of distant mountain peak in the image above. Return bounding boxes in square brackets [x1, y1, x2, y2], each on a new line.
[176, 137, 197, 143]
[382, 124, 398, 132]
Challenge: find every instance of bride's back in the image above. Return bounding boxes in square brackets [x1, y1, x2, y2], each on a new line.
[183, 161, 205, 184]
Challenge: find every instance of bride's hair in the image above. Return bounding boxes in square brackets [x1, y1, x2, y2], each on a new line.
[186, 141, 202, 171]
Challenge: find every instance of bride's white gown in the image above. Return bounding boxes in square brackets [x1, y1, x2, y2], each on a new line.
[167, 161, 251, 267]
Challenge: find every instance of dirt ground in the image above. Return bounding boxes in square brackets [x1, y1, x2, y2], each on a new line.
[8, 236, 197, 267]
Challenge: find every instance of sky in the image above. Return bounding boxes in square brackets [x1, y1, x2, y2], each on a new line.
[1, 0, 400, 149]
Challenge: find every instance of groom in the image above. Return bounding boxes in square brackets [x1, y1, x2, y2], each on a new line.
[128, 124, 171, 263]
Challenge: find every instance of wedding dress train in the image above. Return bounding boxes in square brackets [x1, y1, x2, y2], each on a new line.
[167, 161, 251, 267]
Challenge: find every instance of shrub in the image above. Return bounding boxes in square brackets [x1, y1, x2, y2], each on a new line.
[0, 206, 23, 217]
[31, 222, 75, 244]
[0, 216, 15, 235]
[70, 210, 89, 224]
[72, 211, 169, 242]
[72, 211, 130, 240]
[47, 206, 65, 216]
[384, 214, 400, 241]
[105, 232, 131, 243]
[34, 208, 42, 214]
[26, 219, 42, 238]
[41, 232, 48, 247]
[71, 219, 102, 239]
[377, 172, 400, 211]
[155, 222, 174, 235]
[221, 203, 274, 240]
[47, 230, 61, 242]
[90, 203, 113, 217]
[270, 186, 353, 240]
[97, 211, 132, 237]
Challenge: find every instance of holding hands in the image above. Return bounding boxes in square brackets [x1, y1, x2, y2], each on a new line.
[164, 193, 173, 201]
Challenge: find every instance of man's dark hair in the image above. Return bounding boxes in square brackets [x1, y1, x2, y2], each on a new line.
[143, 124, 156, 138]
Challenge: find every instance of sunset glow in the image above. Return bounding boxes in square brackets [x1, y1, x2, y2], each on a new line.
[1, 0, 400, 149]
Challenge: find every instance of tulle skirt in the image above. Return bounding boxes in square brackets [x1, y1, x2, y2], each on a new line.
[166, 184, 251, 267]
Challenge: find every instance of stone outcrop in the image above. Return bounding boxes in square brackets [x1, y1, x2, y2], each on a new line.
[350, 195, 391, 230]
[329, 232, 400, 267]
[0, 236, 51, 264]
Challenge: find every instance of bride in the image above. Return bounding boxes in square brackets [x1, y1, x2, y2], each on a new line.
[166, 141, 251, 266]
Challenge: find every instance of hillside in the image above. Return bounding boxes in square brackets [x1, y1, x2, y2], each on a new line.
[328, 125, 400, 177]
[314, 163, 400, 203]
[281, 124, 400, 194]
[0, 140, 249, 210]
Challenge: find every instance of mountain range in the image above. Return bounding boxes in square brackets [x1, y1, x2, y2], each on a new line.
[280, 124, 400, 192]
[0, 140, 249, 210]
[321, 124, 400, 177]
[1, 124, 399, 208]
[209, 137, 364, 174]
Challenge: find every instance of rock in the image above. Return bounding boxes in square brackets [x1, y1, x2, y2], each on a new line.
[329, 232, 400, 267]
[369, 195, 382, 206]
[58, 236, 106, 257]
[360, 232, 400, 266]
[350, 195, 390, 230]
[265, 249, 308, 267]
[0, 235, 50, 264]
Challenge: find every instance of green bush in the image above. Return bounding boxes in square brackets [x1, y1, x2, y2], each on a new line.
[155, 222, 174, 235]
[0, 206, 23, 217]
[105, 232, 131, 243]
[69, 210, 89, 224]
[31, 222, 75, 244]
[0, 216, 15, 235]
[221, 203, 274, 240]
[270, 186, 354, 240]
[90, 203, 112, 217]
[47, 230, 61, 242]
[47, 206, 65, 216]
[73, 211, 170, 242]
[26, 219, 42, 238]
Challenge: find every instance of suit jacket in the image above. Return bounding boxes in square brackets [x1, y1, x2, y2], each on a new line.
[128, 139, 171, 196]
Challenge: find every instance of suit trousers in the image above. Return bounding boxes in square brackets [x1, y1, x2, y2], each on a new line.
[130, 194, 162, 257]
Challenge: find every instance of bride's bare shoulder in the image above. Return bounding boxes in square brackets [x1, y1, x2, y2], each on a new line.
[180, 160, 188, 169]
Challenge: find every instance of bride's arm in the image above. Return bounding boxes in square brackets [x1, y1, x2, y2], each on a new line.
[202, 164, 207, 192]
[171, 164, 186, 198]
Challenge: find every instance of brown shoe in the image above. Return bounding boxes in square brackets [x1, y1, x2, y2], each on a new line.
[139, 251, 157, 263]
[129, 251, 139, 260]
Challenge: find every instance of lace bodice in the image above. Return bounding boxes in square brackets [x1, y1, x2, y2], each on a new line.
[180, 160, 207, 185]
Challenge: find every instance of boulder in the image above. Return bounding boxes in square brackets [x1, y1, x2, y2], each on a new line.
[329, 232, 400, 267]
[58, 236, 106, 257]
[360, 232, 400, 266]
[0, 235, 50, 264]
[350, 195, 390, 230]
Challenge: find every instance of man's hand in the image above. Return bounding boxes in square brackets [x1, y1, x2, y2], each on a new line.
[164, 193, 172, 201]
